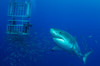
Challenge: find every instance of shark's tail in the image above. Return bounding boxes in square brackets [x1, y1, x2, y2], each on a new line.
[83, 51, 92, 64]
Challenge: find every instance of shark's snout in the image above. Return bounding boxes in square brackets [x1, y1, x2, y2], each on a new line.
[50, 28, 55, 34]
[50, 28, 62, 39]
[50, 28, 54, 33]
[50, 28, 57, 36]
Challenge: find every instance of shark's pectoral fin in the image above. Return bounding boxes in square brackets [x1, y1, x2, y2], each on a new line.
[51, 46, 62, 51]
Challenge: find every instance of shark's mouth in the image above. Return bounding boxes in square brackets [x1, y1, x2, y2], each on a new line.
[53, 35, 64, 40]
[53, 37, 65, 42]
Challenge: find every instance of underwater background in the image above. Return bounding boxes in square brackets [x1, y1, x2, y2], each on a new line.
[0, 0, 100, 66]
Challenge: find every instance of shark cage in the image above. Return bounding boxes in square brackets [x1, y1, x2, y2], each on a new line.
[6, 0, 32, 44]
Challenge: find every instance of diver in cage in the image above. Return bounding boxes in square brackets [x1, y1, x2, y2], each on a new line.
[8, 17, 16, 33]
[23, 22, 32, 33]
[9, 17, 16, 25]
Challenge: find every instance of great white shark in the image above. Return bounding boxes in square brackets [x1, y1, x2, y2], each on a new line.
[50, 28, 92, 64]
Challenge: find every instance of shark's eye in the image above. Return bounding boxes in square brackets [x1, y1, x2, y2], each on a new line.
[59, 32, 62, 34]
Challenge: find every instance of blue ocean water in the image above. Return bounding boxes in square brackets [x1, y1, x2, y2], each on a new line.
[0, 0, 100, 66]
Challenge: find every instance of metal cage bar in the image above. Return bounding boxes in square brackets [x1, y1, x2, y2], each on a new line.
[8, 2, 31, 17]
[7, 0, 32, 35]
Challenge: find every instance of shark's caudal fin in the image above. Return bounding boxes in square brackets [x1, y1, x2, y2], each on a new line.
[83, 51, 92, 64]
